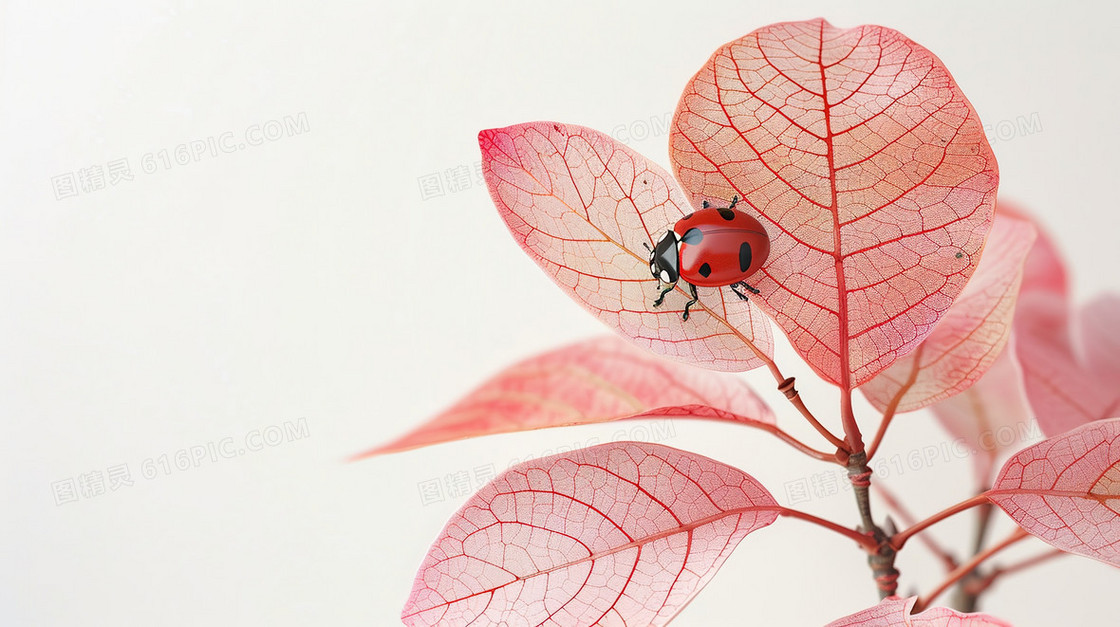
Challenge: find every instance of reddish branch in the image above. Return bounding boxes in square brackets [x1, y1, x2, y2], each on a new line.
[873, 482, 958, 572]
[840, 387, 864, 455]
[913, 528, 1030, 613]
[965, 547, 1068, 599]
[949, 501, 993, 611]
[777, 507, 877, 550]
[753, 420, 839, 463]
[768, 369, 848, 455]
[866, 350, 922, 461]
[890, 493, 990, 551]
[990, 547, 1067, 579]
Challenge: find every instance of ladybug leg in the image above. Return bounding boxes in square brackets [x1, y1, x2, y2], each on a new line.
[731, 285, 750, 301]
[652, 284, 673, 308]
[682, 282, 700, 321]
[732, 281, 761, 295]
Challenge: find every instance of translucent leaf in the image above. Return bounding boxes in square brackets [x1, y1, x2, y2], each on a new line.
[480, 122, 773, 372]
[1076, 295, 1120, 394]
[402, 442, 779, 626]
[861, 214, 1034, 412]
[826, 596, 1010, 626]
[355, 336, 773, 458]
[930, 348, 1035, 488]
[1009, 207, 1120, 435]
[670, 18, 998, 388]
[989, 417, 1120, 567]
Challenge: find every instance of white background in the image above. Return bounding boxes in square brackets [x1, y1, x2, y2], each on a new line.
[2, 1, 1117, 625]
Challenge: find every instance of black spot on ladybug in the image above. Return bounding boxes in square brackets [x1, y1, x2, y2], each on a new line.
[739, 242, 753, 272]
[681, 228, 703, 245]
[718, 208, 735, 221]
[699, 263, 712, 278]
[956, 252, 964, 259]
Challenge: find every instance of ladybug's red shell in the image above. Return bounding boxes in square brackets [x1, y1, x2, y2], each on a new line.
[674, 208, 770, 287]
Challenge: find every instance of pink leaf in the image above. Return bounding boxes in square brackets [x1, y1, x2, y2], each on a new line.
[826, 596, 1010, 626]
[480, 121, 774, 372]
[1015, 294, 1120, 436]
[860, 214, 1035, 412]
[354, 336, 774, 458]
[929, 348, 1035, 488]
[670, 18, 998, 388]
[1000, 203, 1068, 301]
[988, 417, 1120, 567]
[1008, 208, 1120, 436]
[402, 441, 779, 626]
[1076, 294, 1120, 389]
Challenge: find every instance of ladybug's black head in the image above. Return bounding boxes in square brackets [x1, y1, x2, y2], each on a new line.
[648, 230, 680, 286]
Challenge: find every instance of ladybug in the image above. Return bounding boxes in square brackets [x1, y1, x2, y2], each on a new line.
[646, 195, 770, 320]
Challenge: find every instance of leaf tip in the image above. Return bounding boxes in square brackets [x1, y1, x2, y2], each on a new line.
[344, 446, 384, 463]
[477, 127, 501, 151]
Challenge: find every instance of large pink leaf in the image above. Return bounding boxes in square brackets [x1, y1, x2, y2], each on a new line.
[670, 18, 999, 388]
[988, 417, 1120, 567]
[826, 596, 1010, 626]
[402, 441, 779, 626]
[354, 336, 774, 458]
[480, 122, 774, 372]
[929, 347, 1035, 488]
[861, 214, 1035, 412]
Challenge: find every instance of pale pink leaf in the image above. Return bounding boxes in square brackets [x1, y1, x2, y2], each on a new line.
[826, 596, 1010, 626]
[1009, 210, 1119, 435]
[988, 417, 1120, 567]
[861, 214, 1034, 412]
[1014, 308, 1115, 436]
[1000, 203, 1068, 300]
[354, 336, 774, 458]
[1076, 294, 1120, 386]
[480, 122, 773, 372]
[670, 18, 998, 388]
[929, 347, 1036, 488]
[401, 441, 780, 626]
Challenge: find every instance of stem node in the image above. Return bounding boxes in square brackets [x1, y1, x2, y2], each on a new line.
[846, 451, 899, 598]
[778, 377, 798, 399]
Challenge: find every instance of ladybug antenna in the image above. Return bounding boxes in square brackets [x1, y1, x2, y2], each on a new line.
[729, 195, 739, 210]
[642, 242, 653, 253]
[702, 200, 710, 209]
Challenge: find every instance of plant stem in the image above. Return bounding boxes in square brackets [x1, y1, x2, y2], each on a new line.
[846, 450, 898, 597]
[754, 421, 840, 463]
[840, 387, 864, 454]
[696, 325, 847, 455]
[991, 547, 1066, 578]
[776, 507, 877, 550]
[835, 385, 896, 597]
[891, 493, 990, 550]
[873, 482, 957, 572]
[864, 410, 896, 462]
[913, 528, 1029, 613]
[967, 547, 1067, 597]
[865, 346, 923, 461]
[772, 374, 849, 454]
[949, 500, 993, 612]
